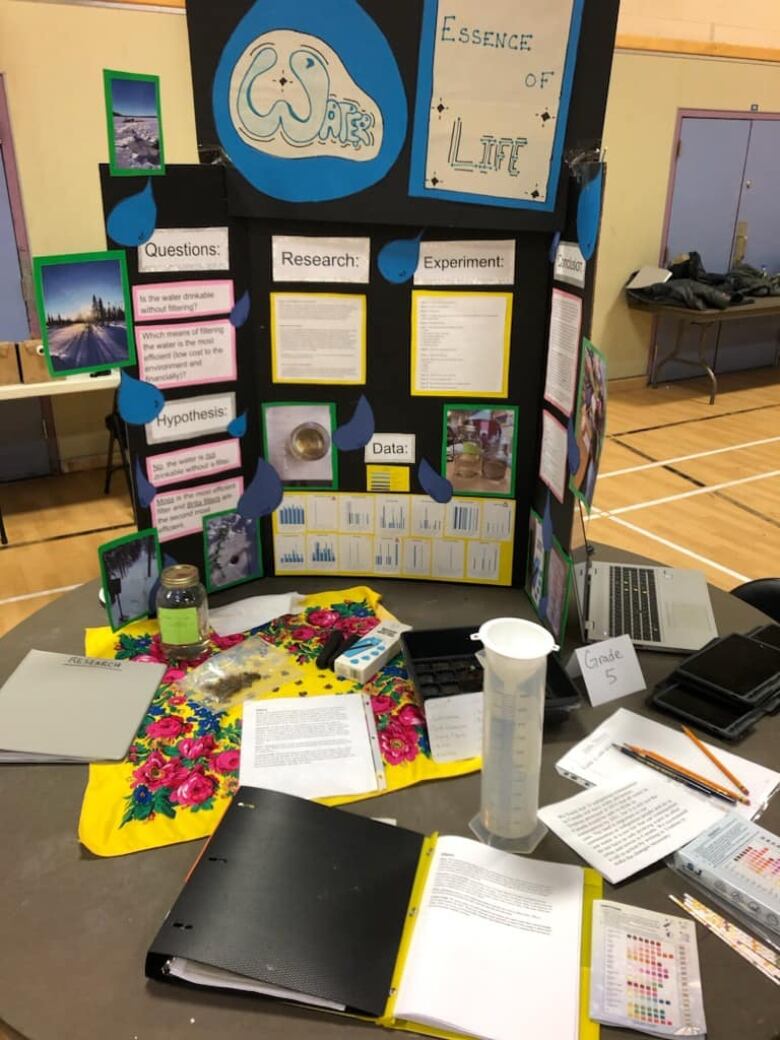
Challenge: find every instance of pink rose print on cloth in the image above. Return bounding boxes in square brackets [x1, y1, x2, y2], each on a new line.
[115, 597, 430, 830]
[169, 769, 217, 808]
[146, 716, 191, 740]
[211, 749, 240, 774]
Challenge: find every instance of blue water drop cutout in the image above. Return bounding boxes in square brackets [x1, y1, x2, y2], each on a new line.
[134, 458, 157, 508]
[548, 230, 561, 263]
[230, 291, 250, 328]
[539, 594, 549, 620]
[227, 411, 247, 438]
[418, 457, 453, 504]
[378, 231, 423, 284]
[576, 165, 603, 261]
[106, 179, 157, 247]
[118, 371, 165, 425]
[238, 458, 283, 520]
[333, 395, 375, 451]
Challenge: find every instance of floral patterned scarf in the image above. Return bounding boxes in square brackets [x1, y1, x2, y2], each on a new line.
[79, 586, 479, 857]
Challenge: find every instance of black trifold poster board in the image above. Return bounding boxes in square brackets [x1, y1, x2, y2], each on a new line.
[102, 0, 618, 602]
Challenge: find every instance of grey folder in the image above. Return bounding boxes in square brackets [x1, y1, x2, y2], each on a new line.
[0, 650, 166, 762]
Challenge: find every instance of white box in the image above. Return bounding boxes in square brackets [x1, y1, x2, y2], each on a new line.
[333, 620, 411, 684]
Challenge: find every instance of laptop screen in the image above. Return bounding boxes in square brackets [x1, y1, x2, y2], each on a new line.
[569, 498, 591, 643]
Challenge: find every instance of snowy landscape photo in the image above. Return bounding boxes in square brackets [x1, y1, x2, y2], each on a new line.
[35, 253, 135, 375]
[106, 71, 164, 174]
[100, 530, 161, 630]
[204, 511, 261, 591]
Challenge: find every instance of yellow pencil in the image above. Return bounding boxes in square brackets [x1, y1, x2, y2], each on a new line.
[681, 725, 750, 796]
[625, 744, 750, 806]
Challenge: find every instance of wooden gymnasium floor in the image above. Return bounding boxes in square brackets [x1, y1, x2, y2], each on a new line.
[0, 368, 778, 641]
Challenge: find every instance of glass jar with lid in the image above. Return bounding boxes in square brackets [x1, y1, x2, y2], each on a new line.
[453, 420, 483, 480]
[156, 564, 209, 660]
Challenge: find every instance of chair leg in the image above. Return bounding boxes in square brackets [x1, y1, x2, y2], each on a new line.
[0, 505, 7, 546]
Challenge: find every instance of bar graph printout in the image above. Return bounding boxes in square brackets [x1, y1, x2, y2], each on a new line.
[272, 492, 515, 585]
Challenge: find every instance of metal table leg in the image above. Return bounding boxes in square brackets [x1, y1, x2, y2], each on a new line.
[653, 316, 718, 404]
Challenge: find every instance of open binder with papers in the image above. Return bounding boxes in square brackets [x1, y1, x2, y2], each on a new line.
[147, 788, 601, 1040]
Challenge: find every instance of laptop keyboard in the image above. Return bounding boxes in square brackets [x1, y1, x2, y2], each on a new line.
[610, 566, 662, 643]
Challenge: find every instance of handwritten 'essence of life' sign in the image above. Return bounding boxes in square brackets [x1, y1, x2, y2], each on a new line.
[410, 0, 583, 210]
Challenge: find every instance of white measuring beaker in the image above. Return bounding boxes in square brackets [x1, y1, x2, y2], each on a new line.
[469, 617, 555, 854]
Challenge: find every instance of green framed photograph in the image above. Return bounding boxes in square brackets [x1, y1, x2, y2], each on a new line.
[526, 507, 546, 612]
[569, 337, 607, 514]
[262, 402, 339, 490]
[103, 69, 165, 176]
[441, 403, 519, 498]
[33, 250, 136, 377]
[202, 509, 263, 593]
[545, 537, 574, 641]
[98, 528, 162, 632]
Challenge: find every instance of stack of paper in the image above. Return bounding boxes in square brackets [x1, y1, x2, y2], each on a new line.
[538, 709, 780, 883]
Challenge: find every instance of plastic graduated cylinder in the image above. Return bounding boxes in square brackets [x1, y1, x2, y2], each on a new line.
[469, 617, 557, 854]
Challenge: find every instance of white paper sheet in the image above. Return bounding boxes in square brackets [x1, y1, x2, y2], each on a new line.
[555, 708, 780, 820]
[539, 777, 723, 884]
[239, 694, 383, 800]
[208, 593, 304, 637]
[272, 236, 370, 284]
[413, 241, 515, 285]
[543, 289, 581, 416]
[394, 836, 583, 1040]
[590, 902, 707, 1036]
[411, 292, 510, 396]
[539, 409, 567, 502]
[145, 391, 236, 445]
[271, 293, 366, 384]
[417, 0, 577, 206]
[425, 691, 483, 763]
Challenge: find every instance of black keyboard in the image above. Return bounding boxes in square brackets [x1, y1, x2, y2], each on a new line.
[610, 566, 662, 643]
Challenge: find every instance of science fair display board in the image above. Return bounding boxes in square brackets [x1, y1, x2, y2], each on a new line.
[89, 0, 618, 619]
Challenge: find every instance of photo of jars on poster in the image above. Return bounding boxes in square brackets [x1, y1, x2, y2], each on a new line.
[443, 404, 518, 498]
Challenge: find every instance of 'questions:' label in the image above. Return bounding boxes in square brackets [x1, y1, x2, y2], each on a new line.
[138, 228, 230, 273]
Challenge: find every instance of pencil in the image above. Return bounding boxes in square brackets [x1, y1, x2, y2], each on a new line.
[613, 745, 740, 805]
[623, 743, 750, 805]
[681, 724, 750, 796]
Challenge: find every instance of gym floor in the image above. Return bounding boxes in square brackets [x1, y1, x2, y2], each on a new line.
[0, 368, 778, 640]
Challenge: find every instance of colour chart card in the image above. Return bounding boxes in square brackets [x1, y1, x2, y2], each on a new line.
[590, 901, 706, 1038]
[271, 493, 515, 585]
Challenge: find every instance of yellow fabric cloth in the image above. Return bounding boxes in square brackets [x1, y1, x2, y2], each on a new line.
[79, 586, 479, 857]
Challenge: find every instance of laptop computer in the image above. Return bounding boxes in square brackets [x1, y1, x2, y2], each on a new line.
[570, 501, 717, 653]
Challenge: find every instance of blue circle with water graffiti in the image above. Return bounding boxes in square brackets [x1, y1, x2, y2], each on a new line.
[212, 0, 407, 202]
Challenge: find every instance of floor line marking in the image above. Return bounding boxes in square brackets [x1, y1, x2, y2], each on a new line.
[599, 470, 780, 516]
[601, 434, 780, 478]
[0, 521, 133, 552]
[607, 400, 779, 438]
[0, 584, 82, 607]
[588, 513, 750, 583]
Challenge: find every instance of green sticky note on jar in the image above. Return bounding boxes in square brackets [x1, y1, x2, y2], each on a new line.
[158, 607, 201, 646]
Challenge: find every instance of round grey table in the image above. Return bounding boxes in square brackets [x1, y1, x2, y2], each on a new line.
[1, 558, 778, 1040]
